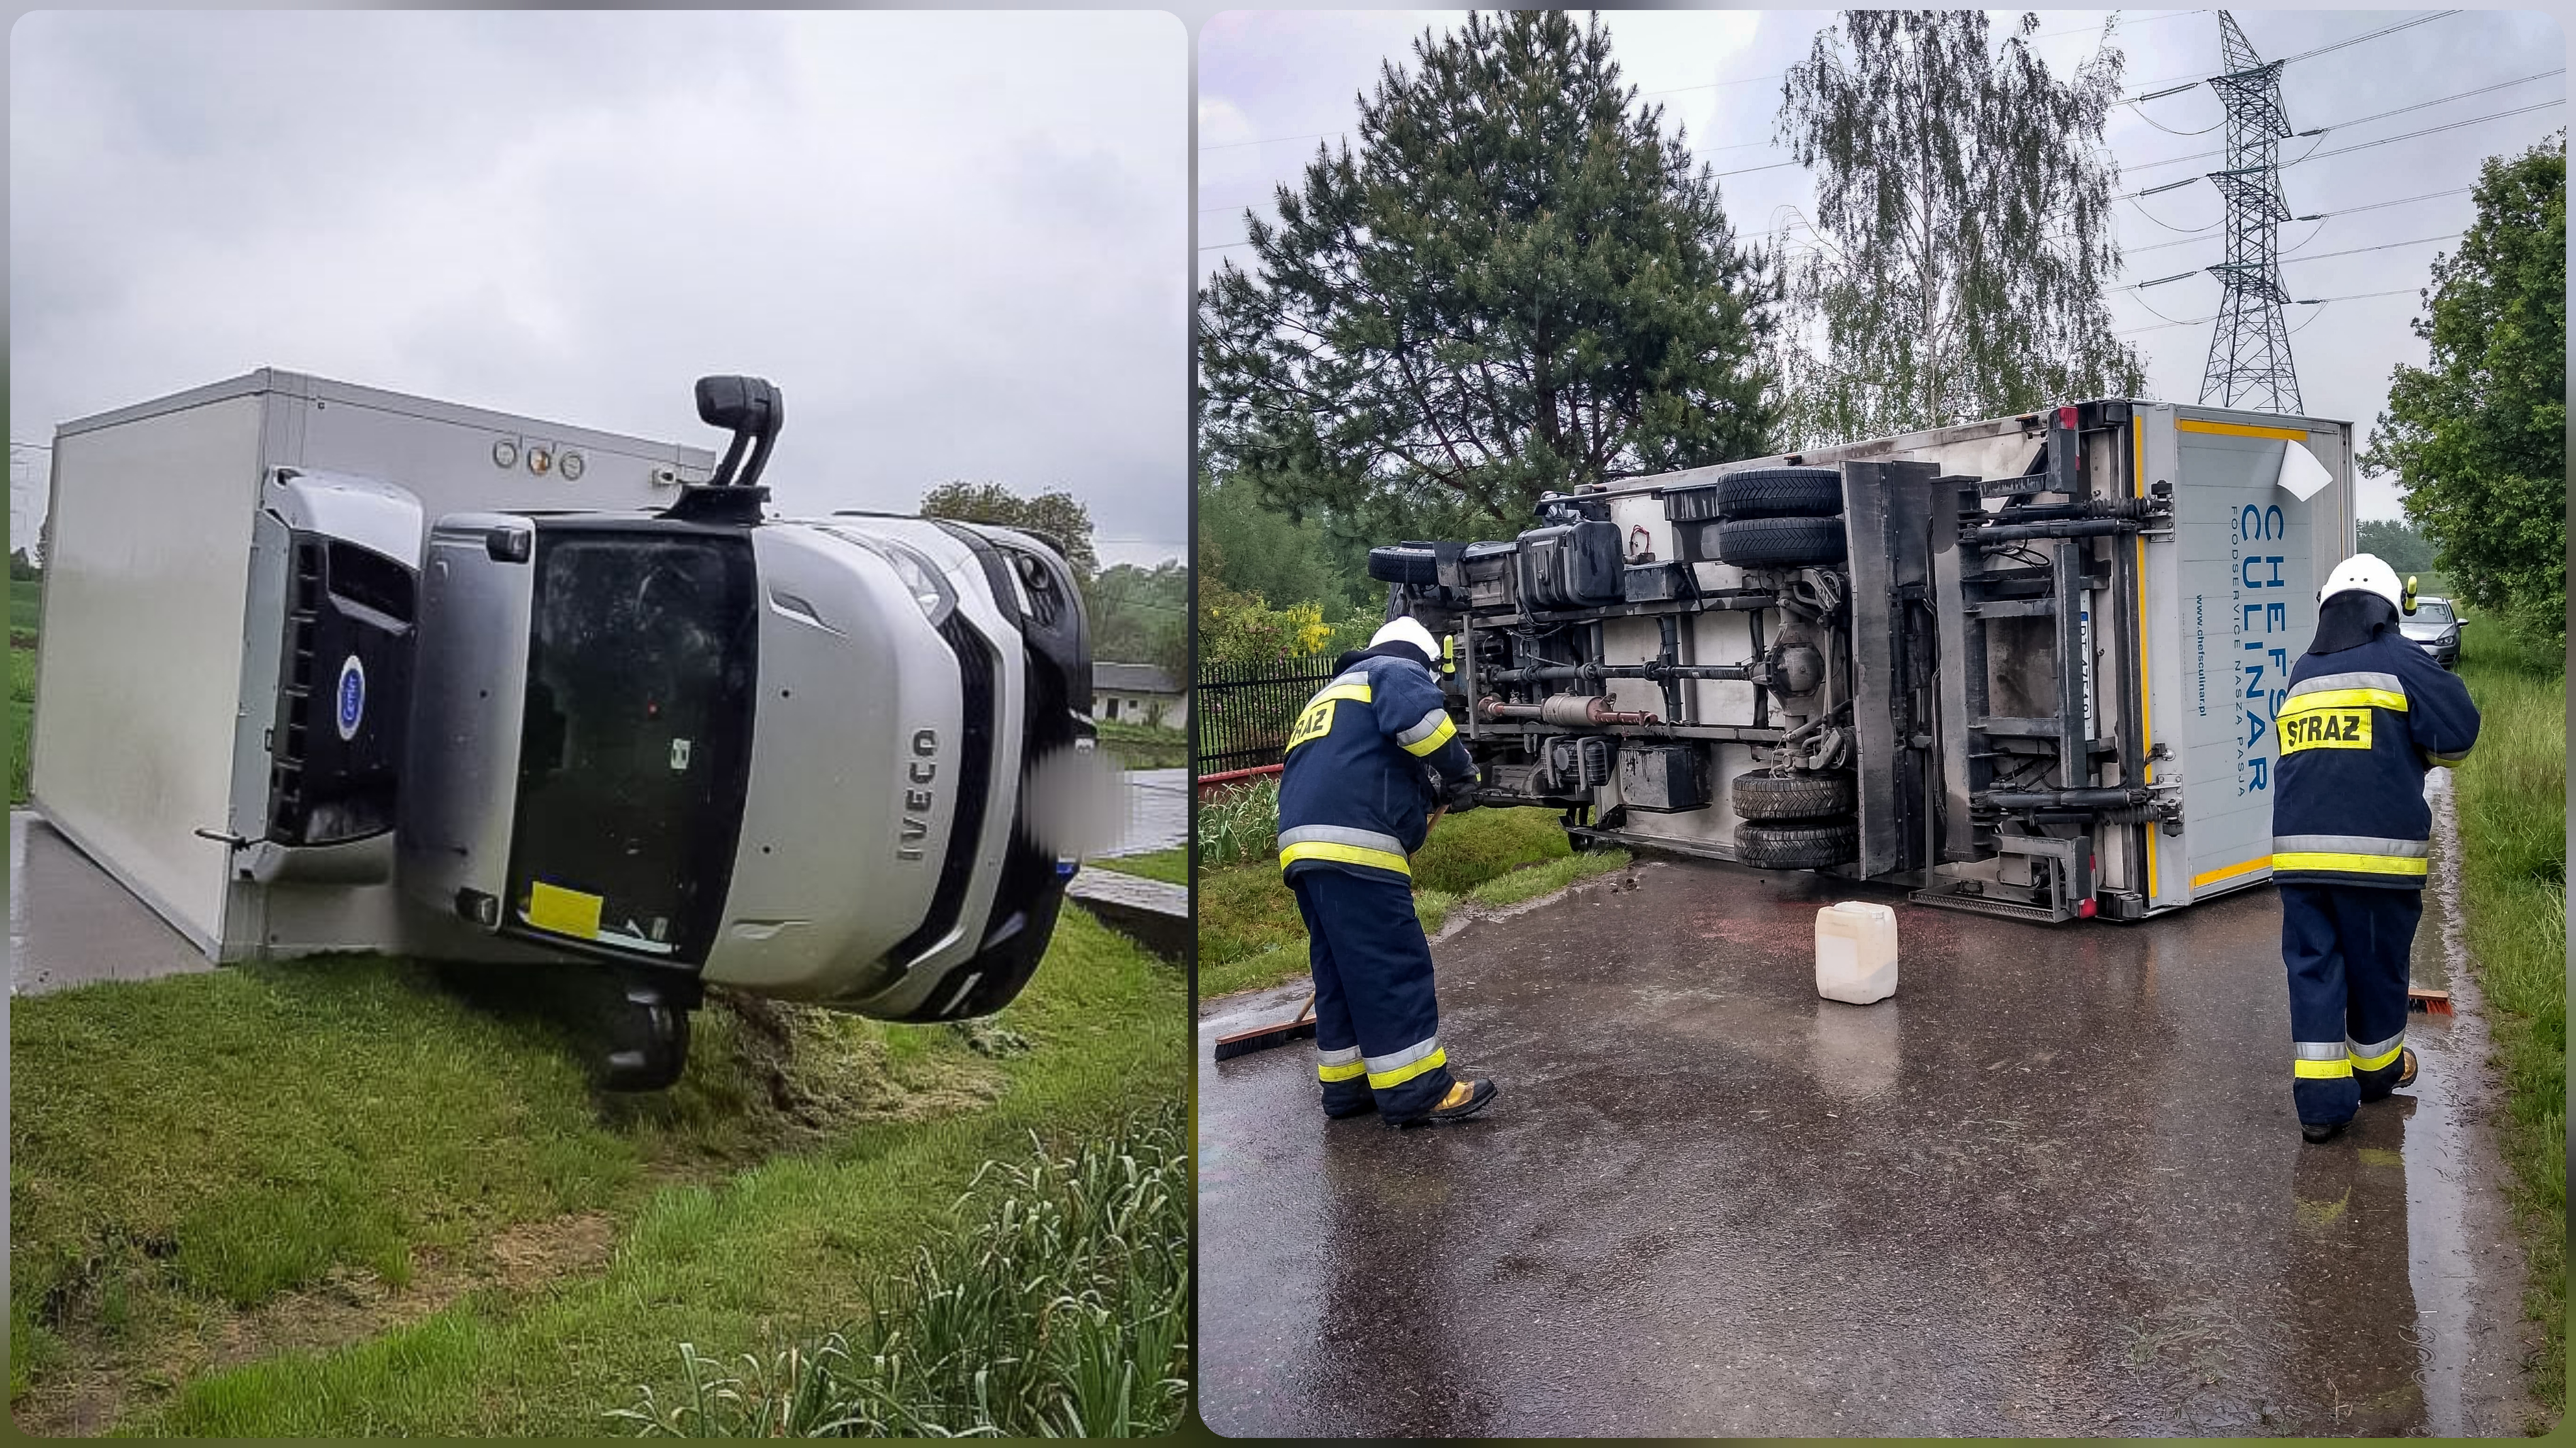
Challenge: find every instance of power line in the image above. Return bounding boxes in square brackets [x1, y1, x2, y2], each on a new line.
[2128, 187, 2473, 253]
[2280, 231, 2462, 264]
[2280, 9, 2460, 64]
[2123, 10, 2463, 103]
[2312, 68, 2563, 135]
[2120, 92, 2568, 194]
[2126, 230, 2464, 286]
[2292, 98, 2565, 167]
[2116, 285, 2420, 335]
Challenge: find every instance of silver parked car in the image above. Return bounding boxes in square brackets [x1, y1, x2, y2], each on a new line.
[2400, 594, 2464, 669]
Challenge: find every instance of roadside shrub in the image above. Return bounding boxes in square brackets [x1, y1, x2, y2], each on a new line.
[613, 1104, 1189, 1438]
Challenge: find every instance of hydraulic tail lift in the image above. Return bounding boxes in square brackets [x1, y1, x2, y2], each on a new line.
[1366, 399, 2358, 926]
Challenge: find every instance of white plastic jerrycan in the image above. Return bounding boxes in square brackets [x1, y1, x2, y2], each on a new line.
[1814, 900, 1899, 1005]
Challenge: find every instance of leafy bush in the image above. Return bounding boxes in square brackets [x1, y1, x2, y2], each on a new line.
[613, 1105, 1189, 1439]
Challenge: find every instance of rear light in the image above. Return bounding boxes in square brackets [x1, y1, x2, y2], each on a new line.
[2078, 897, 2098, 918]
[2057, 405, 2080, 430]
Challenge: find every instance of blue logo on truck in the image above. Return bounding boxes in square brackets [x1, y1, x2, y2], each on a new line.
[335, 656, 366, 740]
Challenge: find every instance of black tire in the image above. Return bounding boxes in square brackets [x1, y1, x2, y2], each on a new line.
[1367, 545, 1440, 586]
[1714, 467, 1843, 520]
[601, 984, 692, 1091]
[1731, 771, 1857, 821]
[1714, 515, 1847, 567]
[1735, 818, 1860, 869]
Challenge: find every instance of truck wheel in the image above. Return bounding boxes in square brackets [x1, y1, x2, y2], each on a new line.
[1714, 516, 1847, 567]
[1735, 818, 1860, 869]
[1714, 467, 1843, 520]
[601, 981, 692, 1091]
[1731, 770, 1857, 821]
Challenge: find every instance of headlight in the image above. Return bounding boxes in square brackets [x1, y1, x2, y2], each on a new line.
[875, 539, 955, 621]
[826, 528, 957, 624]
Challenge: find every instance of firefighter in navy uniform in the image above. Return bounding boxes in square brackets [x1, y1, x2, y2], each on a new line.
[2274, 554, 2480, 1144]
[1276, 616, 1499, 1127]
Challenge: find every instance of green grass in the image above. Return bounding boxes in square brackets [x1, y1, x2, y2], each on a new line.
[1197, 806, 1628, 1001]
[11, 909, 1183, 1435]
[1094, 720, 1187, 771]
[611, 1104, 1187, 1437]
[2450, 618, 2566, 1425]
[1094, 846, 1186, 886]
[10, 575, 40, 635]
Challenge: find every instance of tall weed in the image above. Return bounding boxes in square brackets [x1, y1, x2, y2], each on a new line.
[1196, 775, 1279, 869]
[613, 1105, 1189, 1438]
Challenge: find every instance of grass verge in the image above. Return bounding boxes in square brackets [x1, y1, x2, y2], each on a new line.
[10, 908, 1182, 1435]
[611, 1103, 1187, 1437]
[1197, 805, 1629, 1001]
[2450, 620, 2567, 1424]
[1094, 846, 1186, 886]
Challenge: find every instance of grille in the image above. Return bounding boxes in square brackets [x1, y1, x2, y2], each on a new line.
[264, 538, 327, 838]
[888, 613, 997, 968]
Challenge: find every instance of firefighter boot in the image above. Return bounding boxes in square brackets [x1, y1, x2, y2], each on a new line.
[1392, 1078, 1498, 1128]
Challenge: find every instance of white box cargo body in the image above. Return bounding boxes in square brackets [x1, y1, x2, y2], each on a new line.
[1373, 398, 2354, 923]
[31, 369, 714, 959]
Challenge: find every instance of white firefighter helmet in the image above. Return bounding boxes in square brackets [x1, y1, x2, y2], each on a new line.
[2321, 552, 2407, 613]
[1370, 615, 1441, 662]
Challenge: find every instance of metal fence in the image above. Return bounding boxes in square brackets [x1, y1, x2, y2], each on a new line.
[1193, 653, 1341, 776]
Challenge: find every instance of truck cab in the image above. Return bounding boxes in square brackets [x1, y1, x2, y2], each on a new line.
[397, 378, 1094, 1083]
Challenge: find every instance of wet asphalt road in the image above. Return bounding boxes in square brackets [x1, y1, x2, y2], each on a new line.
[1198, 786, 2533, 1436]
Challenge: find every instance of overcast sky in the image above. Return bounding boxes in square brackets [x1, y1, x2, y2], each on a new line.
[1199, 8, 2567, 520]
[11, 9, 1188, 565]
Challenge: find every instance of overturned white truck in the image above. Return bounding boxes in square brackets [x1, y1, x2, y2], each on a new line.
[29, 370, 1094, 1084]
[1371, 400, 2355, 924]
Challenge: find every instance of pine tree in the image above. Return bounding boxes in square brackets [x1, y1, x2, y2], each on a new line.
[1199, 10, 1777, 549]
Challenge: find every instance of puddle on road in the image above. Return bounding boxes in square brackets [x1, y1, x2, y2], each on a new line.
[2404, 767, 2479, 1437]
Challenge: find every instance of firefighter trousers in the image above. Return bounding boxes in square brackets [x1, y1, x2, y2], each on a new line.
[1290, 866, 1457, 1122]
[2281, 883, 2421, 1127]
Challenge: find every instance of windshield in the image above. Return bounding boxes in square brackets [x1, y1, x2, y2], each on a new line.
[506, 528, 758, 963]
[2413, 599, 2453, 623]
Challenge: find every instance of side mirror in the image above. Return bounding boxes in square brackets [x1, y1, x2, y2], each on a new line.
[692, 375, 784, 492]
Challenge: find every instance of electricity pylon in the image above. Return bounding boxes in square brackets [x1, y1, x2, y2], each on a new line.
[2199, 11, 2302, 413]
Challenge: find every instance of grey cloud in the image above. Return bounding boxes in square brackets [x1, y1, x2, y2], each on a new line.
[11, 9, 1187, 564]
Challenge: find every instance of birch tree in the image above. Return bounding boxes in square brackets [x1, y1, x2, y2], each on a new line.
[1775, 10, 2146, 445]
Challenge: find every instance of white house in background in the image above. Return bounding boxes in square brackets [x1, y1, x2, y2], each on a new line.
[1093, 662, 1187, 729]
